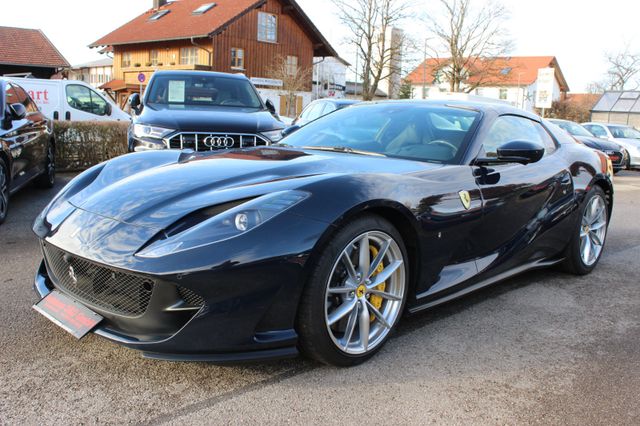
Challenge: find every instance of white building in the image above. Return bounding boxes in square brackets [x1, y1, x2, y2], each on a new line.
[406, 56, 569, 111]
[69, 58, 113, 89]
[313, 56, 349, 99]
[377, 27, 404, 100]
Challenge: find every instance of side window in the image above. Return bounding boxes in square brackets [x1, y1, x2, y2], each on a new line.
[66, 85, 108, 116]
[11, 84, 38, 113]
[306, 103, 327, 121]
[483, 115, 555, 157]
[4, 84, 18, 115]
[586, 125, 607, 138]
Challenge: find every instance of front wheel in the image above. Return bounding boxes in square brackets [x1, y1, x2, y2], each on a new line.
[562, 186, 609, 275]
[35, 142, 55, 189]
[0, 159, 9, 224]
[297, 215, 409, 366]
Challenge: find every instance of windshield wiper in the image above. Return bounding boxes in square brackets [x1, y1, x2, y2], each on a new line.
[298, 146, 386, 157]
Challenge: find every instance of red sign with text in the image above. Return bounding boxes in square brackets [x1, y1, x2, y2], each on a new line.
[33, 291, 103, 339]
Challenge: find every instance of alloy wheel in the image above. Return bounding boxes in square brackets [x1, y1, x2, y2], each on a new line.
[580, 194, 607, 266]
[324, 230, 405, 355]
[0, 165, 7, 218]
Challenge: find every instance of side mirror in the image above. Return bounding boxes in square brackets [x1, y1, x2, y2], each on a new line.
[129, 93, 142, 114]
[281, 125, 301, 138]
[105, 102, 113, 116]
[265, 99, 276, 115]
[9, 103, 27, 121]
[476, 141, 545, 166]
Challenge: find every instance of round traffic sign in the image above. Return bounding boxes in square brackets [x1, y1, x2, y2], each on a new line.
[137, 73, 146, 83]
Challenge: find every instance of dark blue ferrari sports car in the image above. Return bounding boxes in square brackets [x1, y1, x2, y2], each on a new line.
[32, 100, 613, 366]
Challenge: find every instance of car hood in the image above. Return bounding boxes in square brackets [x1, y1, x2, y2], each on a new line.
[66, 147, 433, 231]
[574, 136, 621, 151]
[136, 104, 285, 133]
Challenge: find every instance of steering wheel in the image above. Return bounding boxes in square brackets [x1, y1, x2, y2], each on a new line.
[220, 99, 244, 106]
[427, 139, 458, 153]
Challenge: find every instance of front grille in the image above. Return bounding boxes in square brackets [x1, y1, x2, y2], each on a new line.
[42, 243, 154, 317]
[177, 286, 205, 307]
[165, 133, 269, 151]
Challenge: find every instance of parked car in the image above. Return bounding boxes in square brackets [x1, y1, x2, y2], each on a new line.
[33, 100, 612, 366]
[5, 78, 129, 122]
[548, 119, 627, 173]
[292, 99, 360, 127]
[0, 78, 55, 223]
[128, 71, 285, 152]
[582, 122, 640, 170]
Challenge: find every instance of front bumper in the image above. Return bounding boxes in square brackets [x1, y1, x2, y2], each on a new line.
[33, 248, 303, 362]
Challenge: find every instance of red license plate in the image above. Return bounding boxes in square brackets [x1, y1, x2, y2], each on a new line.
[33, 291, 103, 339]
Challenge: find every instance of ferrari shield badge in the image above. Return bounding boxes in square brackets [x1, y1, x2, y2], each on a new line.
[458, 191, 471, 210]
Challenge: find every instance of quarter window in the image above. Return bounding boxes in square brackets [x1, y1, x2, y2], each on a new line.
[180, 47, 198, 65]
[231, 48, 245, 69]
[258, 12, 278, 43]
[66, 85, 109, 116]
[482, 115, 556, 157]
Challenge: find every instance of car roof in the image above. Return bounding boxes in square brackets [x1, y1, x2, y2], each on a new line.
[151, 70, 249, 81]
[359, 99, 541, 120]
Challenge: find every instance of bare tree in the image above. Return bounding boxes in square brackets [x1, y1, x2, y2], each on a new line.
[267, 55, 312, 117]
[603, 47, 640, 91]
[424, 0, 514, 93]
[333, 0, 411, 100]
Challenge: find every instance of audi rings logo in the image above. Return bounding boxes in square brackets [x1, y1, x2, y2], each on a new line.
[203, 135, 235, 149]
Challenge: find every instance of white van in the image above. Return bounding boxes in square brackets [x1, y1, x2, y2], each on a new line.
[5, 78, 130, 122]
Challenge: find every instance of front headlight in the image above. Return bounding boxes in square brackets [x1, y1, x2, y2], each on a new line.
[133, 124, 175, 140]
[261, 129, 284, 143]
[136, 190, 309, 258]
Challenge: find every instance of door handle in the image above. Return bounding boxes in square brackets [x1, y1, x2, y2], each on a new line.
[53, 111, 59, 120]
[65, 111, 71, 121]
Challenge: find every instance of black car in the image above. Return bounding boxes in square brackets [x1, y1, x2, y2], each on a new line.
[292, 98, 359, 127]
[127, 71, 285, 152]
[0, 78, 55, 223]
[33, 101, 612, 366]
[548, 119, 627, 173]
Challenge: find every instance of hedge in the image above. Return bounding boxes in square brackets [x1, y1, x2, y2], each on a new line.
[53, 121, 130, 171]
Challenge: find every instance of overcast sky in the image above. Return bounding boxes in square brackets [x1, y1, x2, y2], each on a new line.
[2, 0, 639, 91]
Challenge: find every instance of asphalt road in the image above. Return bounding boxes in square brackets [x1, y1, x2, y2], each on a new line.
[0, 172, 639, 425]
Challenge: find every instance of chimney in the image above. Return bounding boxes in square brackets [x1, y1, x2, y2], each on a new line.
[153, 0, 167, 10]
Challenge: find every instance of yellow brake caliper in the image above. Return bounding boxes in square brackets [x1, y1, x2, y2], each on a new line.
[369, 246, 386, 322]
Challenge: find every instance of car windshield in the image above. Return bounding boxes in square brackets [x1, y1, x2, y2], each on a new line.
[146, 75, 263, 109]
[279, 103, 480, 164]
[552, 120, 593, 137]
[608, 125, 640, 139]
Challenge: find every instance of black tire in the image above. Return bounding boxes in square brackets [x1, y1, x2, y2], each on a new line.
[297, 214, 409, 366]
[0, 159, 9, 225]
[562, 186, 609, 275]
[35, 141, 55, 189]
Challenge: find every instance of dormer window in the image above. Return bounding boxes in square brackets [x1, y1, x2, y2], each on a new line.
[149, 10, 170, 21]
[193, 3, 216, 15]
[258, 12, 277, 43]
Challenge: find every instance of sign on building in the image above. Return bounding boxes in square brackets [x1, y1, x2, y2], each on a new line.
[535, 68, 555, 109]
[250, 77, 284, 88]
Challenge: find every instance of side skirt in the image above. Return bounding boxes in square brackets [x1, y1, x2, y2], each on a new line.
[408, 258, 564, 314]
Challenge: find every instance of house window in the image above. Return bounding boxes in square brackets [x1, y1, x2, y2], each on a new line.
[422, 87, 430, 99]
[286, 56, 298, 76]
[475, 88, 484, 96]
[231, 48, 245, 69]
[499, 88, 508, 100]
[180, 47, 198, 65]
[121, 52, 132, 68]
[150, 49, 159, 66]
[258, 12, 277, 43]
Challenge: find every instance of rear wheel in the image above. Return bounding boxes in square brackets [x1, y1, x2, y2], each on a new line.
[297, 215, 408, 366]
[562, 186, 608, 275]
[0, 159, 9, 224]
[35, 142, 55, 188]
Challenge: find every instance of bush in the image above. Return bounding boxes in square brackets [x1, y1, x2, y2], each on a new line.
[53, 121, 129, 171]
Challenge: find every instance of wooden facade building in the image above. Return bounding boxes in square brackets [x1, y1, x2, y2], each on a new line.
[90, 0, 339, 114]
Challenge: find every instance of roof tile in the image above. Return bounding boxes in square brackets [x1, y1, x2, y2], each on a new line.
[0, 26, 70, 68]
